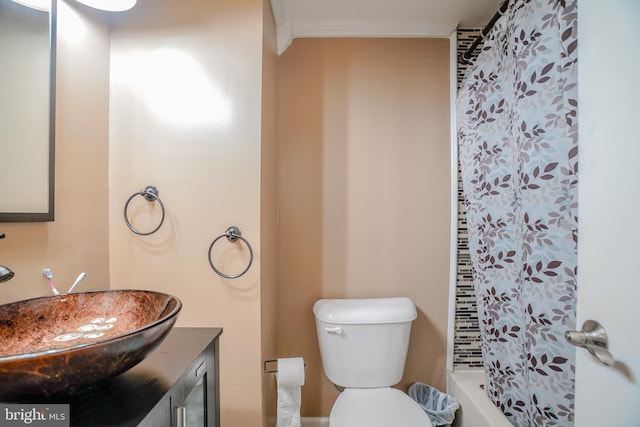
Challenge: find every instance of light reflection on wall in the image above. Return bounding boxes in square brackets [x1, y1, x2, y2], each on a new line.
[58, 0, 89, 44]
[132, 48, 231, 130]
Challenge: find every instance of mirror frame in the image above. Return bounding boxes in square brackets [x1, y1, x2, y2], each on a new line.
[0, 0, 56, 222]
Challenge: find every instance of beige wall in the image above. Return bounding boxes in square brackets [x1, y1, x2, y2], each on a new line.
[260, 0, 279, 425]
[277, 38, 451, 417]
[0, 1, 110, 305]
[107, 0, 269, 425]
[1, 1, 277, 424]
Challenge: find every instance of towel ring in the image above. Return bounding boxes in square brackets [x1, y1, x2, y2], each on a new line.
[208, 226, 253, 279]
[124, 186, 166, 236]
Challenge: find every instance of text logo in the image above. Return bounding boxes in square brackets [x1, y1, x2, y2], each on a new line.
[0, 404, 69, 427]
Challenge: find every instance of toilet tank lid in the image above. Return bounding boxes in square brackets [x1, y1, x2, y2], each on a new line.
[313, 297, 417, 324]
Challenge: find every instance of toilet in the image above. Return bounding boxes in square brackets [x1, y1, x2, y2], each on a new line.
[313, 297, 433, 427]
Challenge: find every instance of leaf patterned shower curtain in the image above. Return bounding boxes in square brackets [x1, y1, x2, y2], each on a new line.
[457, 1, 578, 426]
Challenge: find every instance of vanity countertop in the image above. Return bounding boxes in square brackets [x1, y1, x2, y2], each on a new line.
[7, 327, 223, 427]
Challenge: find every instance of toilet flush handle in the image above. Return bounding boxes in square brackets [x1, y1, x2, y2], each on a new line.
[324, 326, 343, 335]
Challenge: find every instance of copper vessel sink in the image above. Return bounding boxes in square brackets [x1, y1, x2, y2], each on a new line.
[0, 289, 181, 398]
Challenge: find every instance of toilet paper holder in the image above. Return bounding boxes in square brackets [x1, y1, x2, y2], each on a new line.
[263, 359, 307, 374]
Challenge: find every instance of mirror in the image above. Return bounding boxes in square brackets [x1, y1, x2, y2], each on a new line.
[0, 0, 55, 222]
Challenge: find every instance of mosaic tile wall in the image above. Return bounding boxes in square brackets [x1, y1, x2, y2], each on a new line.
[456, 28, 483, 90]
[453, 28, 484, 368]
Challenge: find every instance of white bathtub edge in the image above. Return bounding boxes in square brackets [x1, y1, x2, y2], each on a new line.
[447, 370, 512, 427]
[301, 417, 329, 427]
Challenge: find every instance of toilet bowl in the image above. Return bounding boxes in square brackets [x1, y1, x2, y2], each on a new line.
[330, 388, 432, 427]
[313, 297, 433, 427]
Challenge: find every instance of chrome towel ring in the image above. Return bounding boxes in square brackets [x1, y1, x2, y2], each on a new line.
[124, 186, 166, 236]
[208, 226, 253, 279]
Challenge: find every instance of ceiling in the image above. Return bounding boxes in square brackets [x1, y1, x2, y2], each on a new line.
[270, 0, 504, 54]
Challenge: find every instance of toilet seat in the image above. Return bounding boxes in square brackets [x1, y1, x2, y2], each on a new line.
[329, 387, 433, 427]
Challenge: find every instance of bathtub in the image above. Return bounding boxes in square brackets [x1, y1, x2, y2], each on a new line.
[301, 417, 329, 427]
[447, 370, 513, 427]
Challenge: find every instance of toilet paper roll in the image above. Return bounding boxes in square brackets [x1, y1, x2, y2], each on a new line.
[276, 357, 305, 427]
[277, 357, 305, 386]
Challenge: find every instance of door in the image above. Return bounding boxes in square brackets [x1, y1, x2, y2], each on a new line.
[575, 1, 640, 425]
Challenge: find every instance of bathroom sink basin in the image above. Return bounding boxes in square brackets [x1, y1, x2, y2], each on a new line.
[0, 289, 181, 398]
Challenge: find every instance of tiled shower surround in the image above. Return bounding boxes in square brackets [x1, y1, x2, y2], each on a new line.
[453, 28, 484, 368]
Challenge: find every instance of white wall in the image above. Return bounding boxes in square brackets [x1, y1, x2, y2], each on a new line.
[576, 0, 640, 424]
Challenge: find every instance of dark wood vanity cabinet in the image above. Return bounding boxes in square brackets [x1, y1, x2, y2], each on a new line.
[25, 327, 222, 426]
[133, 327, 222, 427]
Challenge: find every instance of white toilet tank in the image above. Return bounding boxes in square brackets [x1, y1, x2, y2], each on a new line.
[313, 297, 417, 388]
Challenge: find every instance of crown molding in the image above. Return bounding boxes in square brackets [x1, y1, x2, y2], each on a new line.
[277, 19, 293, 55]
[276, 23, 456, 55]
[292, 23, 457, 39]
[269, 0, 457, 55]
[269, 0, 285, 27]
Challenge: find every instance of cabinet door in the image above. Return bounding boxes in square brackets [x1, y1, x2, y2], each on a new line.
[139, 394, 172, 427]
[181, 375, 207, 425]
[203, 338, 220, 426]
[170, 335, 220, 427]
[173, 356, 207, 427]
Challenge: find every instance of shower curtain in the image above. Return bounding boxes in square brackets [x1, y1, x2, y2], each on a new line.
[457, 1, 577, 426]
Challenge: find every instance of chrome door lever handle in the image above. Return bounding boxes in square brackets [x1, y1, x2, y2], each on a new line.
[565, 320, 615, 367]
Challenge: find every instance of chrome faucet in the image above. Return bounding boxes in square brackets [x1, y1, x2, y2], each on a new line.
[0, 264, 14, 282]
[0, 233, 12, 282]
[0, 265, 13, 283]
